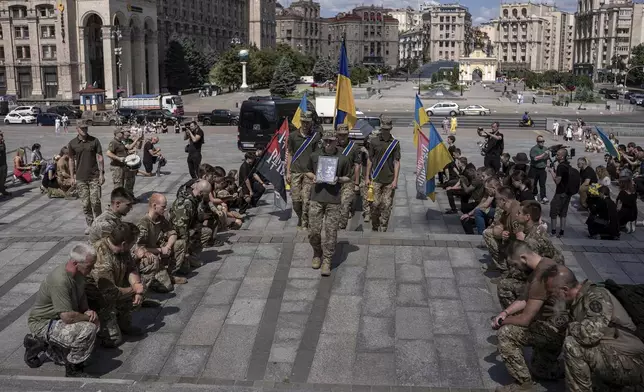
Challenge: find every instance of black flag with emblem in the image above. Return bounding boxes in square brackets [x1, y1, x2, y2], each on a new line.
[255, 119, 289, 210]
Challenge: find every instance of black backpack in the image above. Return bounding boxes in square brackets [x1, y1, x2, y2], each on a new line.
[603, 280, 644, 341]
[564, 163, 580, 196]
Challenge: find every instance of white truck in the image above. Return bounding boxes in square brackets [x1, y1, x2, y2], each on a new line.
[315, 96, 364, 124]
[118, 94, 185, 116]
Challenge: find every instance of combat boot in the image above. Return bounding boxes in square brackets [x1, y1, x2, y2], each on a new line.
[311, 256, 321, 269]
[65, 362, 96, 378]
[495, 382, 536, 392]
[23, 334, 46, 368]
[188, 255, 203, 268]
[171, 275, 188, 285]
[320, 261, 331, 276]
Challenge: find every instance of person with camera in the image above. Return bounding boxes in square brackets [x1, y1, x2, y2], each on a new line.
[185, 121, 204, 179]
[478, 122, 504, 172]
[548, 148, 579, 238]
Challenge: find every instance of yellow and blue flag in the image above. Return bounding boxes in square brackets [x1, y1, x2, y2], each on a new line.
[291, 91, 308, 129]
[413, 94, 430, 147]
[595, 126, 620, 160]
[333, 40, 357, 130]
[425, 122, 453, 201]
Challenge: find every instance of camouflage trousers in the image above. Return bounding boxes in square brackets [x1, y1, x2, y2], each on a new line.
[359, 178, 371, 219]
[482, 228, 508, 271]
[291, 173, 312, 226]
[308, 201, 341, 264]
[110, 166, 136, 194]
[88, 291, 135, 348]
[40, 319, 98, 364]
[339, 182, 355, 229]
[172, 226, 211, 275]
[496, 277, 527, 309]
[77, 179, 102, 226]
[498, 321, 567, 384]
[563, 335, 644, 392]
[371, 182, 395, 231]
[137, 253, 173, 293]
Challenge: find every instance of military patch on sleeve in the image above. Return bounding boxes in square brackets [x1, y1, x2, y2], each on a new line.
[589, 300, 602, 313]
[552, 314, 569, 328]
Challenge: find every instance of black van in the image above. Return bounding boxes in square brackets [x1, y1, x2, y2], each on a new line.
[237, 96, 317, 151]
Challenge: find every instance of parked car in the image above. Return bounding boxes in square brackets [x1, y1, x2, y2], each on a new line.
[629, 94, 644, 105]
[198, 109, 239, 125]
[116, 108, 138, 121]
[425, 102, 460, 116]
[80, 110, 122, 126]
[46, 105, 82, 118]
[4, 112, 36, 124]
[604, 89, 619, 99]
[134, 109, 179, 125]
[459, 105, 490, 116]
[10, 106, 41, 116]
[37, 113, 62, 126]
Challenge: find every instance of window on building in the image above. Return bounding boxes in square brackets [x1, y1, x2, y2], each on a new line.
[17, 67, 31, 98]
[43, 66, 58, 99]
[0, 47, 4, 59]
[15, 46, 30, 59]
[440, 16, 443, 22]
[42, 45, 56, 60]
[10, 6, 27, 19]
[41, 25, 55, 38]
[14, 26, 29, 39]
[0, 68, 6, 93]
[38, 5, 55, 18]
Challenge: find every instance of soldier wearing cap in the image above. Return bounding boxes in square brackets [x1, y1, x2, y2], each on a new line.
[366, 116, 400, 232]
[305, 129, 353, 276]
[106, 128, 133, 193]
[286, 110, 321, 229]
[336, 124, 360, 229]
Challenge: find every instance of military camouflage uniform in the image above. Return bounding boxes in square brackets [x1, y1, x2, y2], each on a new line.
[86, 238, 138, 347]
[483, 201, 522, 271]
[359, 145, 371, 221]
[39, 320, 98, 365]
[108, 137, 135, 194]
[134, 214, 177, 293]
[77, 179, 102, 226]
[564, 281, 644, 392]
[337, 130, 360, 229]
[87, 209, 122, 244]
[170, 185, 204, 274]
[368, 119, 401, 232]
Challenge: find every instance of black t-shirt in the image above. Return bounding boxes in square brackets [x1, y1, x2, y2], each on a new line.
[143, 141, 156, 164]
[484, 133, 504, 157]
[555, 162, 570, 195]
[517, 188, 534, 202]
[238, 161, 254, 194]
[187, 128, 205, 154]
[580, 166, 598, 185]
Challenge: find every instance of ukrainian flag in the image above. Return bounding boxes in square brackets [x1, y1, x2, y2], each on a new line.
[595, 126, 620, 160]
[333, 40, 357, 130]
[426, 122, 453, 201]
[291, 91, 307, 129]
[413, 94, 430, 147]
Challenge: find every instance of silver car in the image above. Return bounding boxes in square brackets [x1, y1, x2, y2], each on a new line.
[425, 102, 460, 116]
[460, 105, 491, 116]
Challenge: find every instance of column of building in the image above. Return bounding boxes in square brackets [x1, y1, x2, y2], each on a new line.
[146, 33, 159, 94]
[101, 26, 115, 99]
[120, 27, 133, 96]
[27, 17, 43, 97]
[78, 26, 88, 87]
[131, 27, 146, 94]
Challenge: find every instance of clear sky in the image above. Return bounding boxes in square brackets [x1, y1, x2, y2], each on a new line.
[310, 0, 578, 26]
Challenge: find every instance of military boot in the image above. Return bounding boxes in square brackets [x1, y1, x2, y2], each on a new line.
[495, 382, 536, 392]
[293, 202, 303, 228]
[23, 334, 46, 368]
[320, 261, 331, 276]
[311, 256, 321, 269]
[188, 255, 203, 268]
[65, 362, 96, 378]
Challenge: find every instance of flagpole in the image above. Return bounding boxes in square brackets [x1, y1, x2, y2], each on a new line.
[332, 34, 346, 130]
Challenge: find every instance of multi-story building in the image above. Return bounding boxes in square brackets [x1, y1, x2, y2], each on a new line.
[389, 7, 421, 32]
[326, 6, 399, 68]
[494, 3, 573, 72]
[156, 0, 248, 89]
[478, 22, 498, 55]
[249, 0, 277, 49]
[0, 0, 159, 101]
[398, 26, 423, 66]
[574, 0, 644, 79]
[421, 4, 472, 62]
[276, 0, 325, 57]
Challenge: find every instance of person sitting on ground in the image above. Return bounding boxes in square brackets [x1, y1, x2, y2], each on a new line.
[55, 146, 76, 195]
[510, 170, 534, 202]
[440, 151, 463, 189]
[595, 165, 611, 187]
[461, 176, 501, 235]
[543, 265, 644, 392]
[510, 152, 530, 176]
[492, 241, 570, 392]
[133, 193, 187, 292]
[30, 143, 46, 179]
[85, 222, 147, 348]
[13, 147, 33, 183]
[482, 186, 521, 272]
[41, 155, 65, 198]
[617, 177, 638, 234]
[499, 153, 514, 179]
[577, 157, 597, 212]
[239, 151, 266, 212]
[604, 154, 619, 181]
[586, 185, 620, 240]
[24, 243, 99, 377]
[445, 165, 479, 214]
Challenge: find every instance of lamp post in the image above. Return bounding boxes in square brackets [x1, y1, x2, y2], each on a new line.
[111, 27, 123, 98]
[238, 48, 249, 91]
[460, 69, 465, 96]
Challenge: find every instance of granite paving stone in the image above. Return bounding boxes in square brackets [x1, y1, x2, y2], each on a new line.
[367, 257, 396, 279]
[422, 260, 454, 279]
[395, 339, 440, 386]
[236, 278, 273, 299]
[227, 299, 267, 326]
[246, 258, 280, 278]
[396, 283, 427, 307]
[394, 246, 424, 265]
[458, 286, 499, 312]
[395, 264, 424, 283]
[447, 248, 480, 269]
[429, 299, 471, 335]
[160, 345, 211, 377]
[269, 339, 300, 363]
[279, 300, 313, 314]
[177, 306, 229, 346]
[215, 256, 254, 280]
[435, 335, 484, 388]
[120, 332, 179, 375]
[307, 333, 357, 384]
[203, 325, 258, 379]
[362, 279, 396, 318]
[201, 280, 242, 305]
[454, 268, 489, 287]
[395, 308, 432, 340]
[330, 266, 366, 296]
[263, 362, 293, 382]
[321, 295, 362, 334]
[357, 316, 395, 353]
[352, 353, 396, 386]
[426, 278, 459, 299]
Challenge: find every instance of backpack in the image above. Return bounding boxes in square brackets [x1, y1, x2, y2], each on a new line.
[603, 279, 644, 341]
[564, 163, 580, 196]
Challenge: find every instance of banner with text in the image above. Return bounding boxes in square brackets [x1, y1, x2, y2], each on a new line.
[256, 119, 289, 210]
[415, 128, 430, 199]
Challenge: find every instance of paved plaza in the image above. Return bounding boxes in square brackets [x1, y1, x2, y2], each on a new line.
[0, 122, 643, 392]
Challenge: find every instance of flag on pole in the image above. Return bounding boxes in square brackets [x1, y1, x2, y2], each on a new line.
[256, 119, 289, 210]
[291, 91, 308, 129]
[333, 39, 357, 130]
[415, 129, 430, 199]
[425, 122, 453, 201]
[413, 94, 430, 147]
[595, 126, 620, 160]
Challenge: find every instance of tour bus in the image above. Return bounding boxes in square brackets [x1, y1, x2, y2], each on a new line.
[118, 94, 185, 117]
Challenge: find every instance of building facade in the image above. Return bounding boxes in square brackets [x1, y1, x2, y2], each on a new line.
[389, 7, 421, 32]
[0, 0, 159, 101]
[326, 6, 399, 68]
[573, 0, 642, 79]
[398, 26, 423, 67]
[276, 0, 324, 57]
[249, 0, 276, 49]
[421, 4, 472, 62]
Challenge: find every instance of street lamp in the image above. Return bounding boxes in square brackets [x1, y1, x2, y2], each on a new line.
[111, 27, 124, 97]
[239, 48, 249, 91]
[459, 69, 465, 96]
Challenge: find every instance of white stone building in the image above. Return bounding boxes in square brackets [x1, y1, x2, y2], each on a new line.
[398, 26, 423, 67]
[0, 0, 159, 102]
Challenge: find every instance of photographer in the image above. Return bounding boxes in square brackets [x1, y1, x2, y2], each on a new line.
[185, 121, 204, 179]
[548, 148, 578, 238]
[478, 122, 504, 172]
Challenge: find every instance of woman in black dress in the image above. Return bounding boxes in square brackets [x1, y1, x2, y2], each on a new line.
[586, 185, 620, 240]
[617, 177, 638, 233]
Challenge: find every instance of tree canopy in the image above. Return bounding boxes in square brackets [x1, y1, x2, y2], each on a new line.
[164, 37, 215, 93]
[269, 57, 298, 97]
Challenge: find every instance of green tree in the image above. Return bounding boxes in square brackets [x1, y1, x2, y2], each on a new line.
[523, 72, 542, 89]
[178, 38, 215, 87]
[312, 57, 336, 83]
[449, 65, 460, 85]
[270, 57, 298, 97]
[210, 48, 242, 91]
[274, 44, 314, 78]
[164, 40, 190, 94]
[627, 44, 644, 86]
[249, 48, 278, 88]
[351, 66, 369, 86]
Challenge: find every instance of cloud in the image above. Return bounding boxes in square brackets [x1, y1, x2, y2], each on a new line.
[317, 0, 424, 17]
[472, 5, 498, 25]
